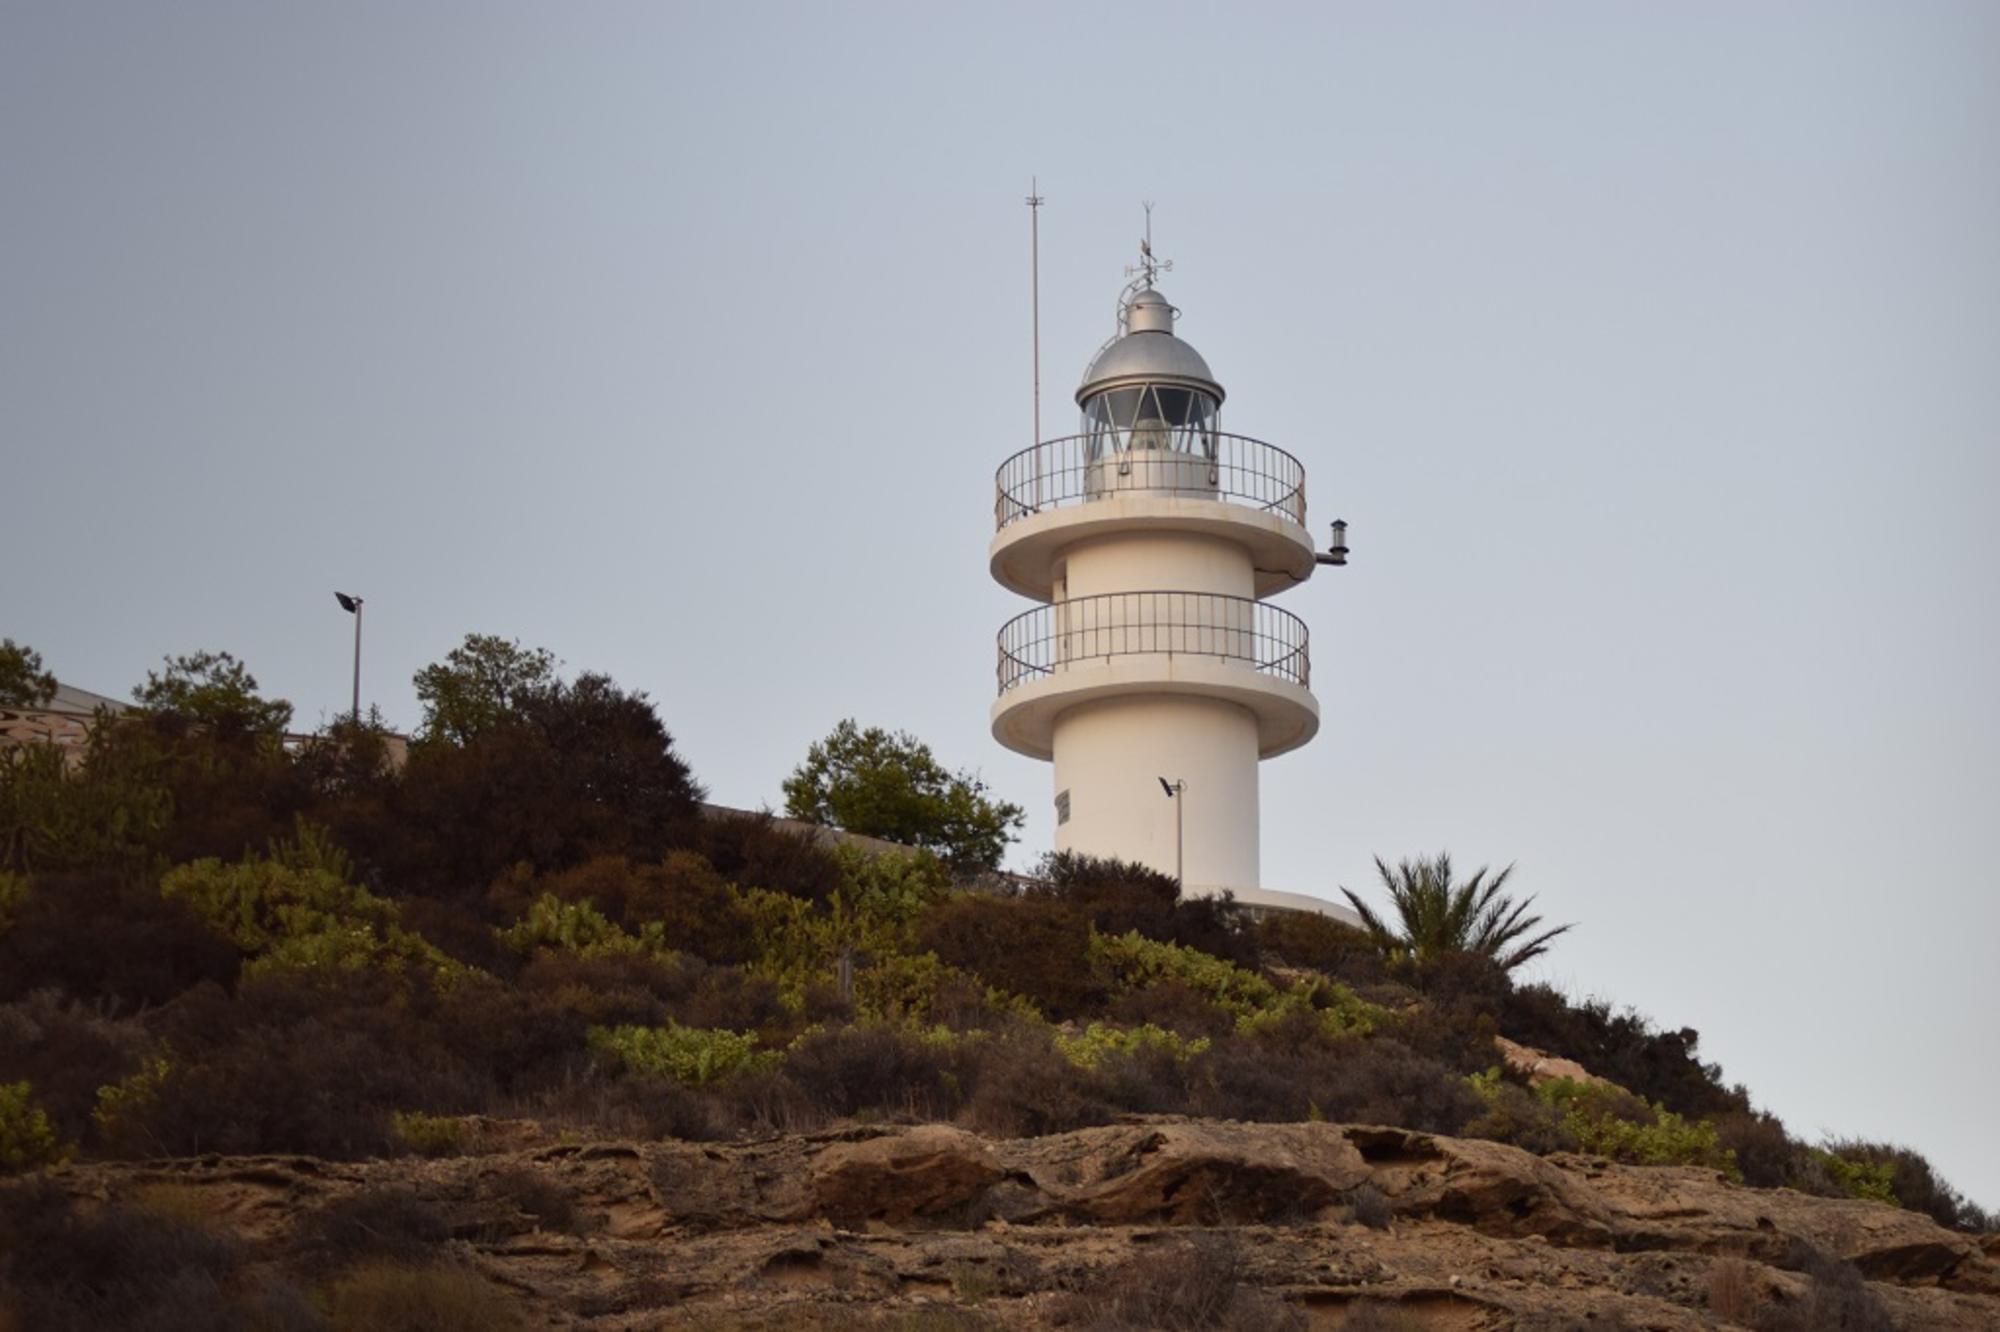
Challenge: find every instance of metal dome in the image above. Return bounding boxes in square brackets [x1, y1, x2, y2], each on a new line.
[1075, 287, 1224, 406]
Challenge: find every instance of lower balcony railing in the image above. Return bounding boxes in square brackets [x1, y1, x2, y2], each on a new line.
[997, 591, 1310, 695]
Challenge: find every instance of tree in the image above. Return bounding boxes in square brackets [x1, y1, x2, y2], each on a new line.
[783, 719, 1023, 870]
[1341, 853, 1573, 973]
[389, 672, 704, 896]
[134, 650, 293, 734]
[0, 640, 56, 709]
[412, 634, 558, 746]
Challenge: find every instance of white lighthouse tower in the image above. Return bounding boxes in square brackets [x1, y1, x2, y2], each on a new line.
[990, 242, 1332, 901]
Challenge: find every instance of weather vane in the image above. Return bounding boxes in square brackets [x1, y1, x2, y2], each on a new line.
[1125, 200, 1173, 288]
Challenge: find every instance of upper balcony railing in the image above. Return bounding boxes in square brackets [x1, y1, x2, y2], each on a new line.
[994, 433, 1307, 532]
[997, 590, 1310, 695]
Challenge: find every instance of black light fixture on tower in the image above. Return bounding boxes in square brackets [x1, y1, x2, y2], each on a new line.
[334, 592, 363, 722]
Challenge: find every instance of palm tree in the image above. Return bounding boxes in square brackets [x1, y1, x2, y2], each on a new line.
[1340, 853, 1573, 972]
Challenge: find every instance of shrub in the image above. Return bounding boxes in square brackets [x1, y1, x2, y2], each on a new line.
[696, 809, 844, 903]
[782, 1023, 957, 1121]
[0, 1178, 261, 1330]
[0, 871, 239, 1011]
[0, 870, 26, 930]
[297, 1188, 451, 1272]
[160, 856, 393, 954]
[1346, 1182, 1393, 1230]
[1054, 1022, 1210, 1070]
[392, 1111, 471, 1158]
[396, 895, 515, 974]
[161, 854, 464, 985]
[104, 972, 487, 1159]
[1235, 984, 1381, 1043]
[827, 845, 954, 943]
[851, 951, 1034, 1030]
[1715, 1110, 1809, 1192]
[1758, 1241, 1893, 1331]
[1051, 1234, 1306, 1331]
[588, 1022, 773, 1086]
[498, 892, 643, 957]
[0, 1082, 68, 1173]
[91, 1056, 173, 1156]
[1816, 1138, 1989, 1231]
[1089, 930, 1278, 1018]
[479, 1166, 580, 1234]
[0, 729, 174, 876]
[527, 1072, 726, 1142]
[1536, 1078, 1738, 1176]
[1103, 977, 1234, 1038]
[325, 1261, 527, 1332]
[1030, 852, 1265, 970]
[624, 851, 760, 963]
[919, 895, 1099, 1018]
[956, 1033, 1111, 1137]
[1190, 1037, 1483, 1133]
[1257, 909, 1385, 984]
[1500, 984, 1745, 1121]
[1461, 1069, 1576, 1155]
[0, 990, 153, 1145]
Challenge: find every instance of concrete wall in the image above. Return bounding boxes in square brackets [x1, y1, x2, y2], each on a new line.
[1050, 691, 1260, 893]
[1060, 530, 1254, 601]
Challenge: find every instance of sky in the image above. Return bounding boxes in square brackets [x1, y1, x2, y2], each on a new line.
[3, 2, 1995, 1207]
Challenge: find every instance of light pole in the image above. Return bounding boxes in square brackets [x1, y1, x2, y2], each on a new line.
[334, 592, 363, 722]
[1158, 776, 1185, 890]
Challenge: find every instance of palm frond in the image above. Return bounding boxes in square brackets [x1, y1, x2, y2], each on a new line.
[1343, 852, 1572, 973]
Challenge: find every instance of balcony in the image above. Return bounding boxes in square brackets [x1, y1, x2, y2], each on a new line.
[988, 435, 1318, 601]
[998, 590, 1309, 692]
[991, 591, 1318, 760]
[994, 432, 1307, 531]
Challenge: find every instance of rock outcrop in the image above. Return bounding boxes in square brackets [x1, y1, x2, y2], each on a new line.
[33, 1117, 2000, 1328]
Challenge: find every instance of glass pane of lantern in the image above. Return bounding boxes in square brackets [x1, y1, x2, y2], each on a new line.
[1099, 387, 1142, 429]
[1154, 386, 1195, 426]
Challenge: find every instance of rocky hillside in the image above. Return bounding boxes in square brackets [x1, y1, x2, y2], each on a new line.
[26, 1116, 2000, 1330]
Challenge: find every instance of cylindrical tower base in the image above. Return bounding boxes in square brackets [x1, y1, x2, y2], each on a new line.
[1049, 693, 1260, 895]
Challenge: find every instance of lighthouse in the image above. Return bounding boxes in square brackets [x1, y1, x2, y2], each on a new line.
[990, 243, 1329, 900]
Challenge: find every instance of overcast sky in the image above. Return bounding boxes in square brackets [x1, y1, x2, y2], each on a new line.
[3, 2, 1995, 1207]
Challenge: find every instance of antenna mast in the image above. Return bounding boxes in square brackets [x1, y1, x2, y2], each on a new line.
[1027, 179, 1044, 448]
[1027, 178, 1044, 507]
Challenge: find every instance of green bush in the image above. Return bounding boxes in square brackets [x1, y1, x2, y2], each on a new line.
[1235, 984, 1380, 1042]
[1461, 1068, 1577, 1154]
[92, 1056, 172, 1155]
[587, 1022, 773, 1086]
[248, 918, 466, 984]
[1810, 1146, 1898, 1205]
[160, 854, 389, 952]
[1054, 1022, 1210, 1070]
[0, 738, 173, 876]
[850, 950, 1039, 1028]
[1090, 929, 1278, 1017]
[159, 853, 464, 985]
[392, 1110, 472, 1158]
[497, 891, 645, 957]
[1, 1080, 70, 1172]
[1535, 1077, 1738, 1177]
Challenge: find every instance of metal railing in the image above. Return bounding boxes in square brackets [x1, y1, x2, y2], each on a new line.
[994, 432, 1308, 531]
[997, 590, 1310, 695]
